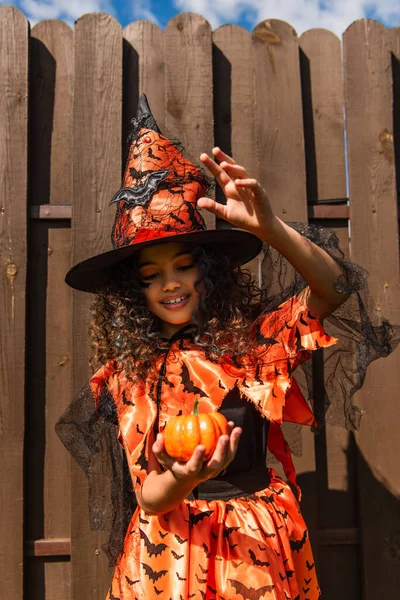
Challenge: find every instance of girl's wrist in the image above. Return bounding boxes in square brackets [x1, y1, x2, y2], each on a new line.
[256, 214, 282, 242]
[170, 468, 203, 487]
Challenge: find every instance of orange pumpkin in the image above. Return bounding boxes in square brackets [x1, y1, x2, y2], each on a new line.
[163, 399, 229, 462]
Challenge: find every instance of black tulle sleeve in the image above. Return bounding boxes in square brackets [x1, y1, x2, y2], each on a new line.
[259, 223, 399, 431]
[55, 383, 136, 566]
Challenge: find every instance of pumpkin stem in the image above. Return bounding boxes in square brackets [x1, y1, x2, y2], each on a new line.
[193, 398, 199, 415]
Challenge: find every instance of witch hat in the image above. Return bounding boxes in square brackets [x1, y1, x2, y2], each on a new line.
[65, 95, 262, 292]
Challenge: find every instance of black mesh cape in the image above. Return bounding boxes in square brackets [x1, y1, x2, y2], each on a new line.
[55, 222, 399, 567]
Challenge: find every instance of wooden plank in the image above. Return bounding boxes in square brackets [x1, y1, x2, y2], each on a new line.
[123, 20, 165, 148]
[344, 19, 400, 597]
[164, 12, 215, 229]
[31, 204, 72, 219]
[44, 228, 72, 599]
[212, 24, 259, 273]
[29, 203, 350, 221]
[253, 19, 307, 220]
[308, 204, 349, 219]
[0, 7, 28, 599]
[72, 13, 122, 600]
[252, 20, 319, 554]
[30, 20, 74, 206]
[389, 27, 400, 215]
[313, 223, 356, 529]
[212, 25, 257, 178]
[318, 528, 358, 545]
[24, 218, 49, 600]
[319, 546, 361, 600]
[299, 29, 347, 202]
[45, 563, 72, 600]
[308, 221, 359, 599]
[28, 20, 74, 600]
[26, 538, 71, 557]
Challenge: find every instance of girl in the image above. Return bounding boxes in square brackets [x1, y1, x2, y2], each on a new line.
[58, 95, 394, 599]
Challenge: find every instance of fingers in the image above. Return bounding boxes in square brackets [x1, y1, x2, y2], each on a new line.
[200, 152, 231, 185]
[219, 161, 248, 180]
[201, 150, 245, 182]
[152, 432, 164, 456]
[235, 178, 266, 199]
[205, 434, 230, 470]
[185, 445, 206, 475]
[153, 433, 207, 479]
[200, 147, 249, 185]
[203, 427, 242, 474]
[228, 426, 242, 456]
[152, 433, 173, 469]
[196, 197, 227, 219]
[212, 147, 235, 164]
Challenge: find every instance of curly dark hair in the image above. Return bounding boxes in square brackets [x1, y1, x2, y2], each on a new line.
[89, 244, 265, 379]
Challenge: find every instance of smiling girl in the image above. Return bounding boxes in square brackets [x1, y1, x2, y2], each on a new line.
[57, 95, 396, 600]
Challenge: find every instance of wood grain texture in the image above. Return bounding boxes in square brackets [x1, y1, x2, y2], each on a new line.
[123, 20, 165, 142]
[253, 19, 307, 220]
[212, 25, 257, 177]
[344, 19, 400, 597]
[0, 7, 28, 599]
[30, 21, 74, 206]
[72, 12, 122, 600]
[252, 20, 318, 553]
[164, 12, 215, 229]
[312, 223, 359, 599]
[44, 228, 72, 598]
[299, 29, 347, 202]
[389, 27, 400, 222]
[318, 546, 360, 600]
[29, 203, 350, 220]
[27, 27, 73, 596]
[31, 204, 72, 219]
[212, 24, 260, 274]
[45, 563, 72, 600]
[26, 538, 71, 556]
[315, 223, 356, 528]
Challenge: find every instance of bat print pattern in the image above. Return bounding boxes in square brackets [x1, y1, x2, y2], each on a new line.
[140, 529, 168, 557]
[105, 467, 321, 599]
[141, 563, 168, 582]
[228, 579, 275, 599]
[100, 295, 330, 600]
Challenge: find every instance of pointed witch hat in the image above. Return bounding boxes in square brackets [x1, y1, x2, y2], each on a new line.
[65, 94, 262, 292]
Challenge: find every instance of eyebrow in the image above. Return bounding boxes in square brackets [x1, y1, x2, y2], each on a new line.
[138, 251, 192, 268]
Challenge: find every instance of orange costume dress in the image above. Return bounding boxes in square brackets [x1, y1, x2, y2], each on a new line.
[87, 296, 337, 600]
[58, 95, 398, 600]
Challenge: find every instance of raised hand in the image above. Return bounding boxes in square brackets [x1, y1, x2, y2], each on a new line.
[198, 147, 276, 238]
[152, 421, 242, 484]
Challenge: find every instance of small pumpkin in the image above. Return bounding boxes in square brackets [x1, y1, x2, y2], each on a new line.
[163, 399, 229, 462]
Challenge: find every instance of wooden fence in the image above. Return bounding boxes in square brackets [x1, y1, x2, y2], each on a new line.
[0, 6, 399, 599]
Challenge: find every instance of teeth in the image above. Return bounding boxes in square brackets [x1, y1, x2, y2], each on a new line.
[163, 296, 187, 305]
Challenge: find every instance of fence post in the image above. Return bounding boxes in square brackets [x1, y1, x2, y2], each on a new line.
[0, 6, 28, 600]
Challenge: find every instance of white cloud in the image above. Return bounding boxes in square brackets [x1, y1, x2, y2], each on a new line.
[173, 0, 399, 36]
[16, 0, 162, 29]
[132, 0, 162, 28]
[18, 0, 114, 26]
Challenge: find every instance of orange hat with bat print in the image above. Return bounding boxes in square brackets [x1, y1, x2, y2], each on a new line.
[65, 94, 262, 292]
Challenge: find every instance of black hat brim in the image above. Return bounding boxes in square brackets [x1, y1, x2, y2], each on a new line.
[65, 229, 263, 293]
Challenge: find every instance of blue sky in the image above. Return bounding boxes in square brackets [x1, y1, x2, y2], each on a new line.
[3, 0, 400, 36]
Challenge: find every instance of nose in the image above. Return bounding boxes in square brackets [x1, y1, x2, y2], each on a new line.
[161, 269, 181, 292]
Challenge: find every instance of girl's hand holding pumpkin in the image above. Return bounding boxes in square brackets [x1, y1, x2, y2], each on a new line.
[152, 423, 242, 484]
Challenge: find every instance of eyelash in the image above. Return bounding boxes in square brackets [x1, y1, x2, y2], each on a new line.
[142, 264, 194, 281]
